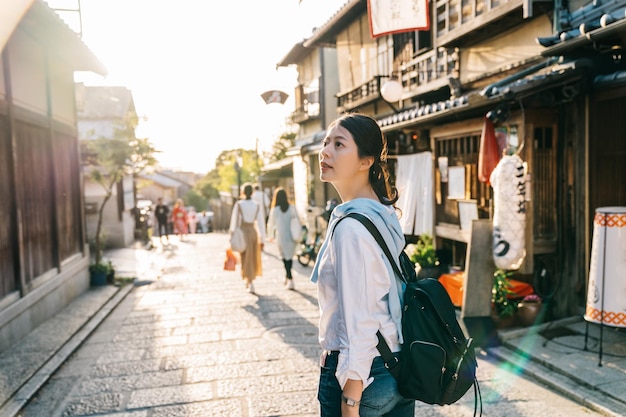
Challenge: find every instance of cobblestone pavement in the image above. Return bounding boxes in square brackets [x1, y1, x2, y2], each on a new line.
[15, 233, 620, 417]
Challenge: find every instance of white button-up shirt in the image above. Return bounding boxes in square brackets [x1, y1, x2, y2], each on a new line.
[317, 217, 401, 390]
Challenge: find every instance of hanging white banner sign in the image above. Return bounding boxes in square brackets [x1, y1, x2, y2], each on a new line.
[368, 0, 430, 38]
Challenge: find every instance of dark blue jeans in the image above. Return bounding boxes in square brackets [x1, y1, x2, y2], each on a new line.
[318, 351, 415, 417]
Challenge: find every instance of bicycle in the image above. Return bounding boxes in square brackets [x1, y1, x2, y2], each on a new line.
[296, 225, 324, 266]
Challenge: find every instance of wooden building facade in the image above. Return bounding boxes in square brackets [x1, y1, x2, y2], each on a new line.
[287, 0, 626, 318]
[0, 1, 106, 352]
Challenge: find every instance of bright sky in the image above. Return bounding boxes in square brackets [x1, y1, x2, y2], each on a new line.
[46, 0, 347, 174]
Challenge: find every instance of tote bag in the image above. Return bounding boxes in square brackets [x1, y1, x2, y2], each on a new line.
[230, 203, 246, 252]
[230, 227, 246, 252]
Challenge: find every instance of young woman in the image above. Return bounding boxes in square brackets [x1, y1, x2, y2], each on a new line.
[267, 187, 299, 290]
[229, 183, 266, 294]
[311, 114, 414, 417]
[171, 199, 188, 241]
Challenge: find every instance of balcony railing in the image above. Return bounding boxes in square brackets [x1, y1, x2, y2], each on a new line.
[290, 104, 320, 124]
[336, 77, 384, 112]
[336, 49, 459, 111]
[401, 47, 459, 95]
[435, 0, 522, 45]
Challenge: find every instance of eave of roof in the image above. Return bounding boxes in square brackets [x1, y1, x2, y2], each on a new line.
[378, 58, 586, 132]
[485, 59, 588, 99]
[0, 0, 35, 51]
[303, 0, 365, 48]
[260, 157, 294, 173]
[379, 95, 482, 133]
[539, 7, 626, 57]
[595, 69, 626, 86]
[276, 41, 310, 68]
[259, 157, 294, 181]
[294, 130, 326, 148]
[138, 172, 186, 188]
[18, 1, 107, 75]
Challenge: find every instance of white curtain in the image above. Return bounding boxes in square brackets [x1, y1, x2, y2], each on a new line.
[395, 152, 434, 236]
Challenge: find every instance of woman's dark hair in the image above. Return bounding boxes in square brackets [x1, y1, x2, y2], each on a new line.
[242, 183, 253, 199]
[334, 113, 398, 206]
[272, 187, 290, 212]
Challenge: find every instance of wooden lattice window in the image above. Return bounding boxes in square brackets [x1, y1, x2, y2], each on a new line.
[435, 132, 492, 224]
[16, 121, 55, 284]
[54, 133, 83, 261]
[533, 126, 557, 242]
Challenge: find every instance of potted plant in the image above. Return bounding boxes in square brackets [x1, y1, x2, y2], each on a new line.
[89, 261, 112, 286]
[491, 268, 518, 327]
[405, 233, 440, 279]
[517, 294, 544, 326]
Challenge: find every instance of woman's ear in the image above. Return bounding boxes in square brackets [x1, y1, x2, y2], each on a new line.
[359, 156, 375, 171]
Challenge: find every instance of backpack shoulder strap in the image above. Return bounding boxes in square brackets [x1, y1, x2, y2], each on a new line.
[341, 213, 406, 284]
[331, 212, 404, 375]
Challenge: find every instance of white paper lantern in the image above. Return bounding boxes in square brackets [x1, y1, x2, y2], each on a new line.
[585, 207, 626, 328]
[490, 155, 527, 270]
[381, 79, 403, 103]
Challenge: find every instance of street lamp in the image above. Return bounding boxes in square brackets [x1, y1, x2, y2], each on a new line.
[234, 155, 243, 198]
[380, 73, 403, 113]
[381, 77, 403, 103]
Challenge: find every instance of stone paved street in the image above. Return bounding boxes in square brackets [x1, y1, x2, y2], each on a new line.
[16, 233, 620, 417]
[19, 233, 322, 417]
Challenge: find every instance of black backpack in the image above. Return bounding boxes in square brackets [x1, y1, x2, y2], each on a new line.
[334, 213, 481, 415]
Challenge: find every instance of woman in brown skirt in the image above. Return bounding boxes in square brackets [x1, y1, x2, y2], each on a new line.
[229, 183, 266, 293]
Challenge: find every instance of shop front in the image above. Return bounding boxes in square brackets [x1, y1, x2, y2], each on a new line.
[380, 60, 589, 319]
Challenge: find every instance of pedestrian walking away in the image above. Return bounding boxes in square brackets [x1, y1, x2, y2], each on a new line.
[311, 113, 415, 417]
[267, 187, 299, 290]
[252, 184, 270, 225]
[171, 198, 188, 241]
[154, 197, 170, 244]
[230, 183, 266, 294]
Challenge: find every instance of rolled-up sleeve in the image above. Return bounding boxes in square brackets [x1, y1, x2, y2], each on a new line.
[332, 220, 393, 390]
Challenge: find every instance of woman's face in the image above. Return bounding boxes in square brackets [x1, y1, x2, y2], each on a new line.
[319, 122, 368, 186]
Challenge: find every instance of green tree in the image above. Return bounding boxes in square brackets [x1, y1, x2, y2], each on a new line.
[197, 149, 261, 197]
[184, 189, 209, 211]
[268, 132, 296, 163]
[195, 132, 295, 199]
[82, 130, 158, 267]
[194, 170, 221, 200]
